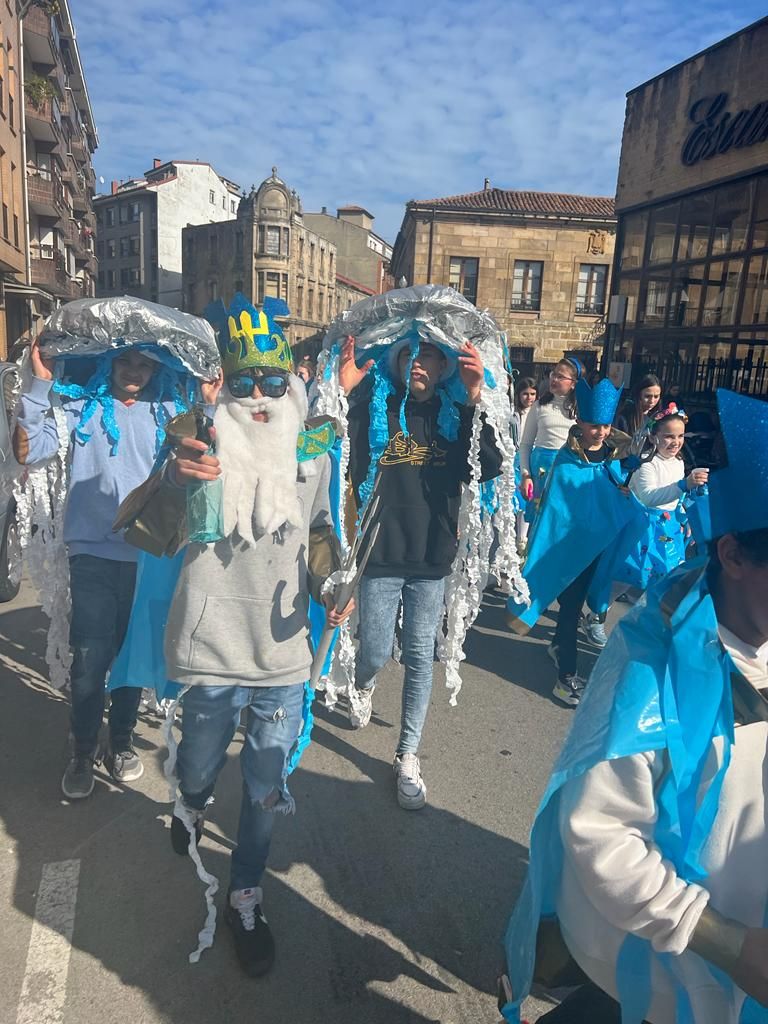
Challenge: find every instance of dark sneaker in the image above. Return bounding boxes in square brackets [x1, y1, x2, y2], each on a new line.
[552, 674, 586, 707]
[580, 613, 608, 648]
[104, 744, 144, 784]
[61, 754, 95, 800]
[224, 887, 275, 977]
[171, 808, 204, 856]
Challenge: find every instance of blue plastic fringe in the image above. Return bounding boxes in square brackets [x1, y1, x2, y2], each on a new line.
[359, 361, 394, 511]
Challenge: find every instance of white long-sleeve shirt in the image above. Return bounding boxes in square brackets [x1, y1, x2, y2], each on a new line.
[518, 396, 573, 475]
[629, 454, 686, 511]
[556, 632, 768, 1024]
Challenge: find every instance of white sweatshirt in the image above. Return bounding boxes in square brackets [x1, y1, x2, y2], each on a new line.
[557, 631, 768, 1024]
[629, 455, 686, 511]
[519, 396, 574, 475]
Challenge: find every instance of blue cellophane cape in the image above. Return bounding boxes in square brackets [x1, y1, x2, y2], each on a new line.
[502, 560, 767, 1024]
[507, 444, 646, 630]
[109, 442, 343, 769]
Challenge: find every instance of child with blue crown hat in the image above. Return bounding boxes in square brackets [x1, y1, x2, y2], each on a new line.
[12, 299, 211, 801]
[500, 388, 768, 1024]
[506, 375, 645, 706]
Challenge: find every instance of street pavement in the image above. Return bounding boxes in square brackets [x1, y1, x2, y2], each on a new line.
[0, 577, 620, 1024]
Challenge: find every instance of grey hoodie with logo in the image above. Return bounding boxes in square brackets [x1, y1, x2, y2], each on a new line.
[164, 454, 337, 689]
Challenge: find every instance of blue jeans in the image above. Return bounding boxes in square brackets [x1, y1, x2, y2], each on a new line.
[176, 683, 304, 891]
[355, 575, 446, 755]
[69, 554, 141, 754]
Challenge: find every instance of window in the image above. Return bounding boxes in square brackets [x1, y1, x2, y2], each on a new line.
[511, 260, 543, 311]
[222, 195, 226, 210]
[231, 199, 237, 214]
[128, 267, 140, 285]
[677, 193, 713, 262]
[2, 202, 8, 241]
[320, 248, 325, 274]
[266, 226, 280, 255]
[310, 241, 316, 272]
[106, 208, 115, 227]
[209, 190, 215, 204]
[120, 267, 129, 286]
[308, 287, 314, 317]
[119, 205, 128, 224]
[13, 213, 18, 248]
[282, 227, 289, 256]
[281, 273, 289, 301]
[742, 255, 768, 325]
[98, 271, 104, 289]
[120, 237, 130, 258]
[318, 290, 324, 320]
[647, 203, 678, 266]
[130, 235, 140, 256]
[107, 269, 116, 288]
[297, 282, 304, 316]
[576, 264, 608, 314]
[129, 202, 140, 222]
[107, 239, 116, 258]
[449, 256, 479, 305]
[298, 234, 305, 266]
[711, 181, 750, 256]
[265, 271, 280, 298]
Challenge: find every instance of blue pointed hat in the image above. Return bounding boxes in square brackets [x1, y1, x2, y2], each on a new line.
[695, 389, 768, 541]
[575, 377, 621, 424]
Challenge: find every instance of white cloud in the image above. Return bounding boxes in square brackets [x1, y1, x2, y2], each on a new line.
[71, 0, 765, 241]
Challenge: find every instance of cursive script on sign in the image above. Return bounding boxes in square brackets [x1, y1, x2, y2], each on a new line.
[681, 93, 768, 166]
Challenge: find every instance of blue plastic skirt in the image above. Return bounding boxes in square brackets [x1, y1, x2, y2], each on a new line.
[524, 446, 559, 523]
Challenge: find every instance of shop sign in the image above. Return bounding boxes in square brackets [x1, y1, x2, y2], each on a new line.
[682, 93, 768, 166]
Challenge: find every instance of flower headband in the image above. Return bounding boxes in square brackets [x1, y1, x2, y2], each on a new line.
[653, 402, 688, 424]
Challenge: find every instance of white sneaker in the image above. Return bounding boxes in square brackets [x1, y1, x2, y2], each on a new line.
[349, 685, 374, 729]
[393, 753, 427, 810]
[552, 674, 586, 707]
[581, 613, 608, 648]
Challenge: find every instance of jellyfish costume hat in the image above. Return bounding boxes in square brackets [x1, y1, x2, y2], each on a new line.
[10, 296, 220, 691]
[312, 284, 527, 707]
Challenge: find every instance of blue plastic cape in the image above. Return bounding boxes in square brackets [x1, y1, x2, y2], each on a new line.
[507, 446, 646, 631]
[109, 443, 343, 773]
[502, 561, 766, 1023]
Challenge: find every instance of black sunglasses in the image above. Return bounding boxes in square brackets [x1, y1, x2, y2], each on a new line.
[227, 370, 289, 399]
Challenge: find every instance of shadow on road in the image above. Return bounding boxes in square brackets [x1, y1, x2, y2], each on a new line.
[0, 601, 528, 1024]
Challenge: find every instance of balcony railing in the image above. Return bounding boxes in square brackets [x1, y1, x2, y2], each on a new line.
[31, 248, 83, 300]
[510, 298, 541, 312]
[575, 301, 606, 315]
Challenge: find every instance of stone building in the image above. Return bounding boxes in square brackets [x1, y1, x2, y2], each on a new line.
[390, 184, 616, 371]
[95, 159, 240, 308]
[182, 168, 338, 351]
[0, 0, 25, 356]
[0, 1, 98, 357]
[303, 205, 393, 293]
[607, 16, 768, 400]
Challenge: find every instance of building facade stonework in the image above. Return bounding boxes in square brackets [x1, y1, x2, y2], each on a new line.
[0, 0, 25, 357]
[303, 206, 392, 294]
[390, 186, 616, 371]
[182, 169, 338, 351]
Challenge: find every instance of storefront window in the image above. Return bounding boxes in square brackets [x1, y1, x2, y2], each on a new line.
[711, 181, 751, 256]
[676, 192, 713, 262]
[639, 275, 670, 325]
[752, 177, 768, 251]
[701, 260, 742, 326]
[619, 211, 648, 271]
[647, 204, 678, 266]
[620, 278, 641, 325]
[742, 254, 768, 326]
[669, 263, 707, 327]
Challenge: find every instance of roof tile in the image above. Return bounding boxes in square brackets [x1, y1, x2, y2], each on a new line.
[410, 188, 615, 219]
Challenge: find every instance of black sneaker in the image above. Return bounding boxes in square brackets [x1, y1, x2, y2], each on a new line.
[224, 887, 275, 977]
[61, 753, 95, 800]
[170, 809, 204, 856]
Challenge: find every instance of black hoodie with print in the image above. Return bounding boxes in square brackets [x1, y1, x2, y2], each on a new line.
[347, 388, 503, 579]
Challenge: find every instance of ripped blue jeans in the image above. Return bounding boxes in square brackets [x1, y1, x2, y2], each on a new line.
[176, 683, 304, 891]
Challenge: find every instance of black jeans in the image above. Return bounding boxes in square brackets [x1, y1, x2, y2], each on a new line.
[553, 557, 601, 678]
[537, 981, 649, 1023]
[69, 554, 140, 754]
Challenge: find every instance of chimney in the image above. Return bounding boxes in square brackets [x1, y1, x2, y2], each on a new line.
[483, 177, 491, 191]
[111, 180, 119, 195]
[153, 158, 162, 169]
[321, 205, 327, 215]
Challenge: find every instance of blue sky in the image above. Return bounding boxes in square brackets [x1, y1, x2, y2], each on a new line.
[71, 0, 765, 244]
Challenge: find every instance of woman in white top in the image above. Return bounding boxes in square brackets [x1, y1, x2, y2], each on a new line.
[624, 405, 709, 589]
[519, 357, 580, 521]
[511, 376, 538, 549]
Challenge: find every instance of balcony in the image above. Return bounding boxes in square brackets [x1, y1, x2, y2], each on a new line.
[23, 6, 58, 65]
[26, 168, 68, 218]
[575, 301, 606, 316]
[510, 299, 541, 312]
[30, 247, 83, 300]
[24, 94, 64, 145]
[70, 136, 86, 164]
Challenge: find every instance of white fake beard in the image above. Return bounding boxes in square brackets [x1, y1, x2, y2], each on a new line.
[213, 374, 307, 545]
